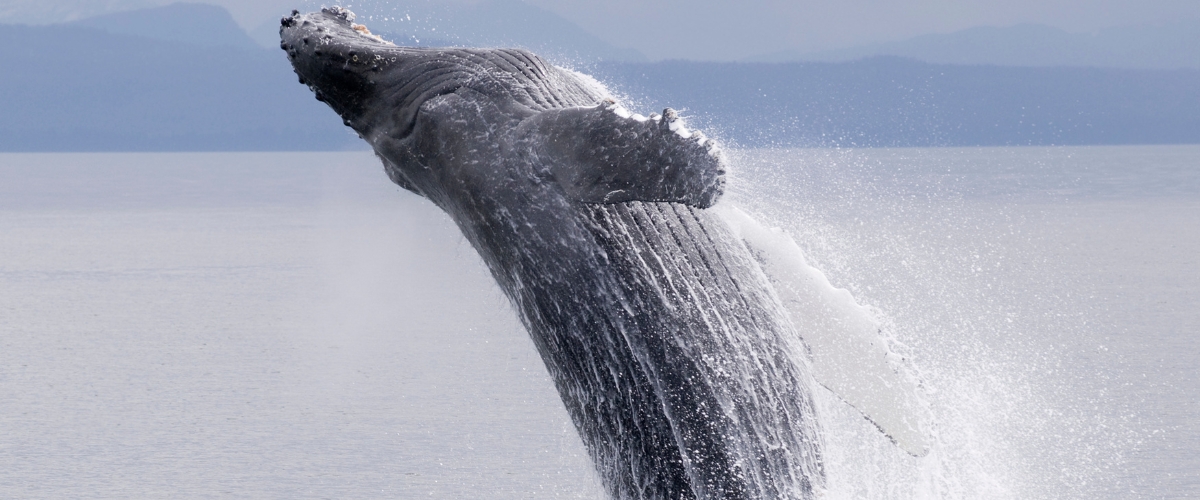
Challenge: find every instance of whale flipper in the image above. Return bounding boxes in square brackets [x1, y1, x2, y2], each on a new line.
[721, 207, 933, 457]
[523, 104, 727, 208]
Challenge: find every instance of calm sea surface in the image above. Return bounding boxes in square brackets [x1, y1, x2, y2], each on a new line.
[1, 146, 1197, 499]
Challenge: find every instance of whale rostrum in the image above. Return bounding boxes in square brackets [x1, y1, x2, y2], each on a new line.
[280, 7, 924, 499]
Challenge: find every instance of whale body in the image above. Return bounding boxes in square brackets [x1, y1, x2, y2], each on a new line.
[279, 7, 877, 499]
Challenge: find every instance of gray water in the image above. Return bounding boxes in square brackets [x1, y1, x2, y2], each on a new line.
[1, 146, 1197, 498]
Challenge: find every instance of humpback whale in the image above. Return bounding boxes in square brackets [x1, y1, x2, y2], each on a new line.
[280, 7, 927, 499]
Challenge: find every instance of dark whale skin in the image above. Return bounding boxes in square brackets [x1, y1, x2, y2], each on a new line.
[281, 8, 824, 499]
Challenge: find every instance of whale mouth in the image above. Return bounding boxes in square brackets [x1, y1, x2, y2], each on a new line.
[279, 7, 400, 130]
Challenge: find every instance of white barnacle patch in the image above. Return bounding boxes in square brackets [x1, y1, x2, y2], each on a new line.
[598, 100, 653, 123]
[608, 105, 633, 119]
[601, 189, 628, 203]
[667, 119, 693, 139]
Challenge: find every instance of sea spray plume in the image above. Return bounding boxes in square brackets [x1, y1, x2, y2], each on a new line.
[280, 7, 921, 498]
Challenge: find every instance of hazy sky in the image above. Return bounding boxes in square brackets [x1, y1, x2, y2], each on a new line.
[522, 0, 1200, 59]
[6, 0, 1200, 60]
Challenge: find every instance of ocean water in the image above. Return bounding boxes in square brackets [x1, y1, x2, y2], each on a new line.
[0, 146, 1196, 499]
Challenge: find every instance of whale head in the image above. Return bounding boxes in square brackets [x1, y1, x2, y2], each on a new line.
[281, 7, 726, 209]
[278, 8, 407, 137]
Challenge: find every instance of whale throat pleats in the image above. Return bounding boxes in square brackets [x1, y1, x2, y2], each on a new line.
[573, 202, 825, 499]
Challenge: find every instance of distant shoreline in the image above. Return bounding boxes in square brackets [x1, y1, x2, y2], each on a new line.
[4, 19, 1199, 151]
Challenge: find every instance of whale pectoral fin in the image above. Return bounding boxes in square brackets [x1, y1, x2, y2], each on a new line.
[525, 103, 727, 208]
[718, 206, 934, 458]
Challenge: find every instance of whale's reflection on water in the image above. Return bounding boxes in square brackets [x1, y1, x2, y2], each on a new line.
[0, 146, 1197, 499]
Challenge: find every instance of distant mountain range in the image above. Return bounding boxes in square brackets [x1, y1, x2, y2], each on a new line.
[251, 0, 647, 64]
[752, 22, 1200, 70]
[0, 0, 160, 25]
[592, 58, 1200, 147]
[2, 3, 1199, 151]
[0, 14, 355, 152]
[69, 3, 259, 50]
[7, 1, 1200, 69]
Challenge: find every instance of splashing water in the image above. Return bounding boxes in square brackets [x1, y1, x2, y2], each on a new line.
[724, 146, 1193, 499]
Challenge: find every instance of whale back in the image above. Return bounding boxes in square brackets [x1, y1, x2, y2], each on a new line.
[358, 47, 605, 139]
